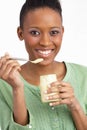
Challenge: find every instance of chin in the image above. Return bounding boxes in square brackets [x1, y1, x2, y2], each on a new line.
[39, 59, 54, 66]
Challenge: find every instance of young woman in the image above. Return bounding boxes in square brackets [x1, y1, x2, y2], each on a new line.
[0, 0, 87, 130]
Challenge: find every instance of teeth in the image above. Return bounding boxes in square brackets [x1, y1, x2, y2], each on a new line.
[38, 50, 52, 55]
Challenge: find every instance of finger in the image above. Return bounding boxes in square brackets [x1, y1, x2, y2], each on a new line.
[0, 54, 10, 68]
[2, 65, 20, 80]
[0, 60, 20, 79]
[59, 98, 73, 106]
[46, 92, 60, 101]
[49, 100, 61, 106]
[1, 53, 10, 60]
[49, 98, 71, 107]
[59, 92, 74, 100]
[7, 65, 21, 79]
[46, 86, 59, 93]
[47, 84, 67, 94]
[0, 59, 20, 73]
[58, 86, 74, 99]
[51, 81, 62, 87]
[46, 82, 62, 93]
[58, 86, 73, 94]
[59, 81, 71, 88]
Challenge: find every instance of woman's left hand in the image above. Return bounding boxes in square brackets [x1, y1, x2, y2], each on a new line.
[46, 81, 77, 109]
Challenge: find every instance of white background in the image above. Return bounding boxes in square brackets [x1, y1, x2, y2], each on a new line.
[0, 0, 87, 65]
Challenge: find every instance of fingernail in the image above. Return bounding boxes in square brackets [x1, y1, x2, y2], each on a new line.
[49, 103, 53, 106]
[48, 84, 51, 88]
[44, 90, 47, 94]
[46, 96, 49, 100]
[5, 52, 9, 56]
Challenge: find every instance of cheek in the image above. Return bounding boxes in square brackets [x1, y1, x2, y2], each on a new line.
[52, 36, 62, 46]
[24, 36, 40, 54]
[25, 36, 40, 46]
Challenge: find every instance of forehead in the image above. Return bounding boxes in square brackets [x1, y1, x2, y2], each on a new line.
[23, 7, 62, 27]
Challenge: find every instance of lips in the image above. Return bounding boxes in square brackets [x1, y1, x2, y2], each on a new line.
[35, 49, 54, 58]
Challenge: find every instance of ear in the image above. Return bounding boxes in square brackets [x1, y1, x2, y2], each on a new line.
[61, 26, 64, 38]
[62, 26, 64, 34]
[17, 27, 24, 40]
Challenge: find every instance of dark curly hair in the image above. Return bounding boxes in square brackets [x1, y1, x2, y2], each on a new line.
[20, 0, 62, 28]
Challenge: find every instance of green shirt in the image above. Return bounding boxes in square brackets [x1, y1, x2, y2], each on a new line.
[0, 62, 87, 130]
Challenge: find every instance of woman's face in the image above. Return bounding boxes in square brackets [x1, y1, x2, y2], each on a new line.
[18, 7, 64, 65]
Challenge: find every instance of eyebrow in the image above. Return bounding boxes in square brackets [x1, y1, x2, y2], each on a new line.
[28, 26, 62, 29]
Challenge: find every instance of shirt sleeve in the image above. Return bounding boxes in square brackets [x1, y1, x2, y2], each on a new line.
[0, 85, 34, 130]
[0, 97, 35, 130]
[82, 73, 87, 115]
[84, 83, 87, 115]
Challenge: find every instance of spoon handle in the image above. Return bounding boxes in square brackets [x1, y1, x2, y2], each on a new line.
[10, 57, 28, 61]
[10, 57, 43, 63]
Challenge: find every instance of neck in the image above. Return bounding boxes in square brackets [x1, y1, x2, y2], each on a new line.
[20, 61, 66, 86]
[27, 61, 60, 76]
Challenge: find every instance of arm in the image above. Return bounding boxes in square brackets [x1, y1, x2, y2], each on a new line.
[0, 91, 32, 130]
[0, 54, 32, 129]
[46, 81, 87, 130]
[13, 84, 29, 125]
[68, 98, 87, 130]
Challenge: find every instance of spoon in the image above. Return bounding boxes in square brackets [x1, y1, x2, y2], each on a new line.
[10, 57, 44, 64]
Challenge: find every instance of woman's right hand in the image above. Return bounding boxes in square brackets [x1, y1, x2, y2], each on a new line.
[0, 53, 23, 89]
[0, 53, 29, 125]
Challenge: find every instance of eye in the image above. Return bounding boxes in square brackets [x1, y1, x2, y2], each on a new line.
[29, 30, 40, 36]
[50, 30, 61, 36]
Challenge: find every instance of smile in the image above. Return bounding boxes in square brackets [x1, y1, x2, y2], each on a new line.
[38, 50, 52, 55]
[35, 49, 54, 57]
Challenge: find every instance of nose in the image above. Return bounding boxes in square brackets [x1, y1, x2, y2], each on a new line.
[40, 33, 51, 46]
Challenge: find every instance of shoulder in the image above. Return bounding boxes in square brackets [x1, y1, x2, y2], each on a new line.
[65, 62, 87, 70]
[65, 62, 87, 77]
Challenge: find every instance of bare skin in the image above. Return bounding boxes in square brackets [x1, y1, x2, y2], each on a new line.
[0, 7, 87, 130]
